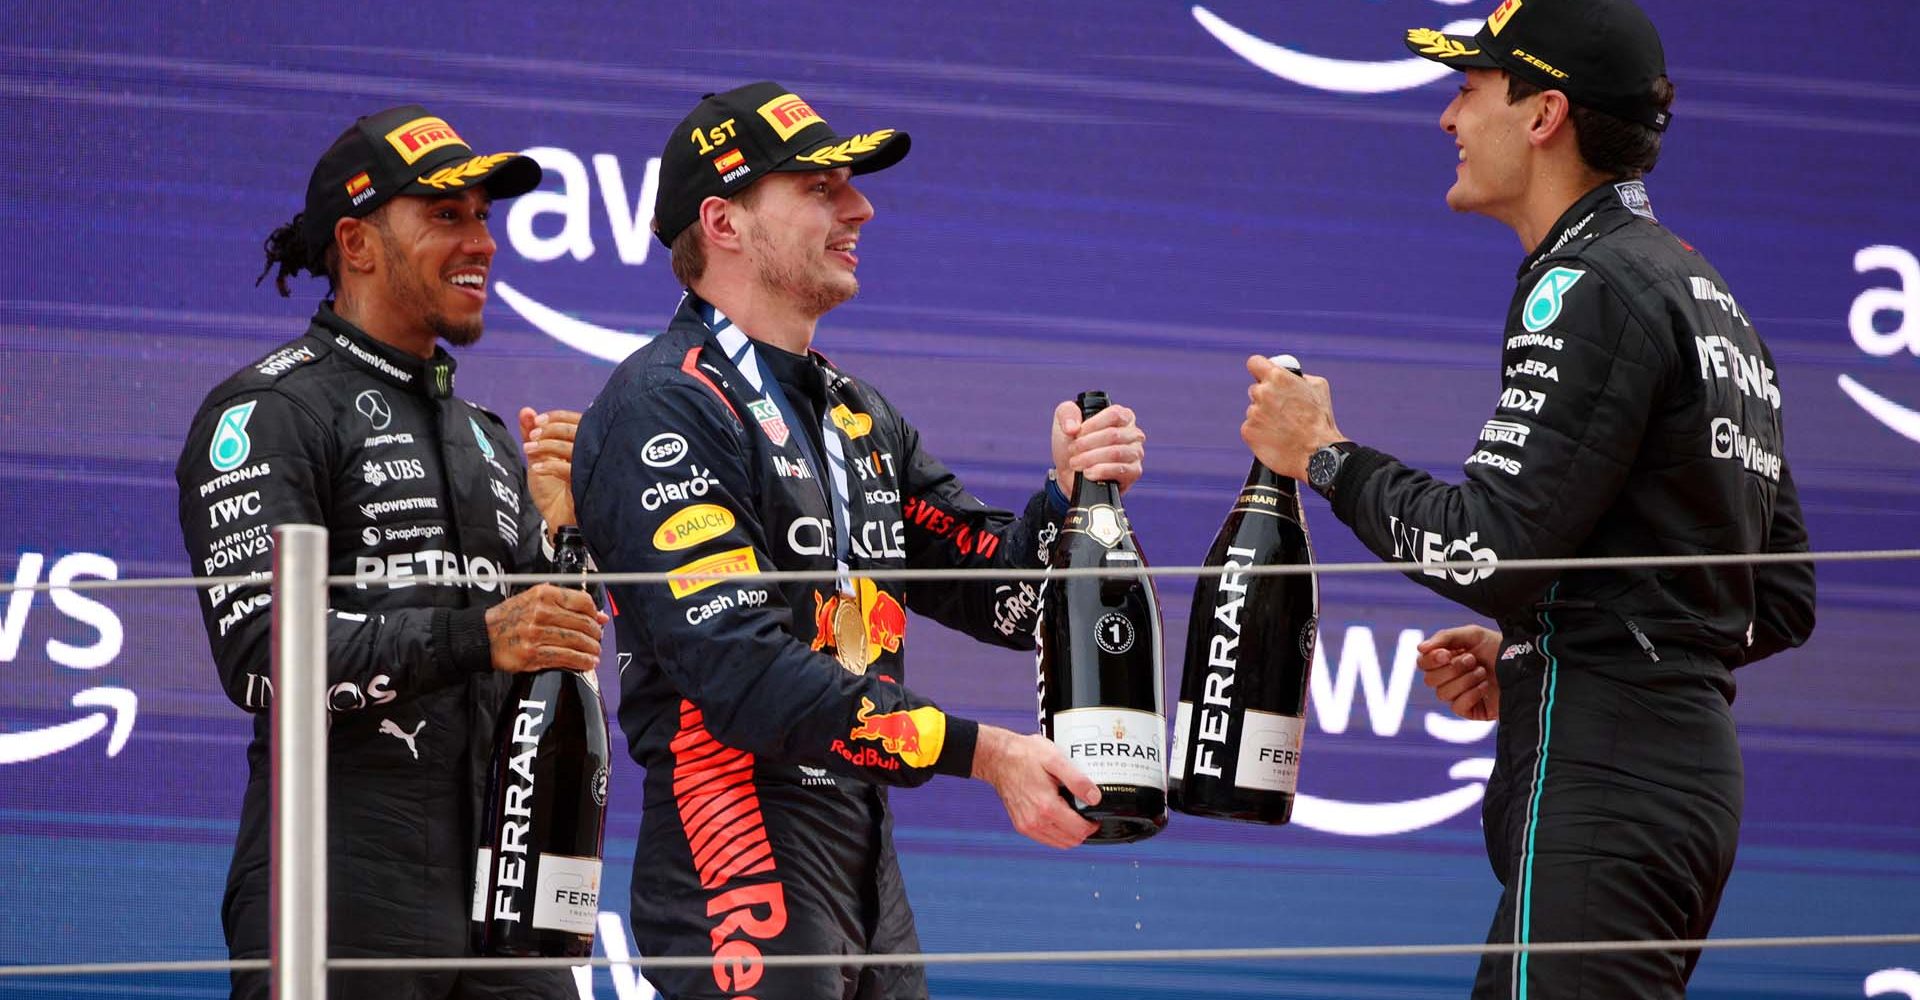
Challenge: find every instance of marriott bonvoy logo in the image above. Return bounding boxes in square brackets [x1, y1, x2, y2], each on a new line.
[496, 147, 667, 364]
[1192, 1, 1486, 95]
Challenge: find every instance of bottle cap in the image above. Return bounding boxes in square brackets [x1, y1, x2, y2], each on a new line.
[1269, 354, 1302, 374]
[1076, 390, 1110, 419]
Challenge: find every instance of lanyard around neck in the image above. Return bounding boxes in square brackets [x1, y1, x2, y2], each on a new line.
[703, 305, 856, 596]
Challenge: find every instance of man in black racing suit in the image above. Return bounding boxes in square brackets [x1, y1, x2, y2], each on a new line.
[573, 82, 1147, 1000]
[1240, 2, 1816, 997]
[175, 104, 603, 1000]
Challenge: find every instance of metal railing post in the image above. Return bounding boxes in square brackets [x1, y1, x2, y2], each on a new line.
[271, 525, 328, 1000]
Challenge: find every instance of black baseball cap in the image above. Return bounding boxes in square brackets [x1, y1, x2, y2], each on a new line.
[651, 81, 911, 247]
[298, 104, 542, 253]
[1405, 0, 1670, 131]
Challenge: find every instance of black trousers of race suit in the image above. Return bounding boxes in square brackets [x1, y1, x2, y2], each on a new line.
[1474, 639, 1744, 1000]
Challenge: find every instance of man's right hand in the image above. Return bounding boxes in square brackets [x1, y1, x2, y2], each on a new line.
[484, 584, 607, 673]
[972, 725, 1100, 849]
[1416, 624, 1502, 722]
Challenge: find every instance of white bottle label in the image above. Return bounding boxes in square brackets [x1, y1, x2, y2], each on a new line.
[531, 853, 603, 935]
[1052, 706, 1166, 792]
[471, 847, 492, 923]
[1235, 710, 1306, 793]
[1169, 701, 1193, 780]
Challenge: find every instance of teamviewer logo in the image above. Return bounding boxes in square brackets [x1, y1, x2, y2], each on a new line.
[1710, 417, 1736, 459]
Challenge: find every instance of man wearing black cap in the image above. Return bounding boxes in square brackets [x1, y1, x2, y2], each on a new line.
[176, 105, 605, 1000]
[1238, 1, 1815, 996]
[572, 82, 1146, 999]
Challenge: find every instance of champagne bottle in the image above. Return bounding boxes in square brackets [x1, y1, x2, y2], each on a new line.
[1037, 391, 1168, 844]
[1168, 357, 1319, 825]
[472, 526, 611, 957]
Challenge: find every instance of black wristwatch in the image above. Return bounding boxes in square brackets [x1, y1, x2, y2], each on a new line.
[1306, 441, 1357, 500]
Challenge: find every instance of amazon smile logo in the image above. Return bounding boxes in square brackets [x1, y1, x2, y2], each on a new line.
[497, 145, 668, 364]
[1192, 2, 1485, 94]
[2, 551, 133, 767]
[1844, 244, 1920, 445]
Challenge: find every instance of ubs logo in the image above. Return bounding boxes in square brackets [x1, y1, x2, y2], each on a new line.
[1844, 245, 1920, 444]
[1193, 2, 1485, 95]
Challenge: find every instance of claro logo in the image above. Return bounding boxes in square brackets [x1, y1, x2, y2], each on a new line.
[1, 552, 134, 766]
[1293, 625, 1495, 837]
[497, 147, 664, 364]
[1192, 2, 1485, 94]
[1843, 244, 1920, 444]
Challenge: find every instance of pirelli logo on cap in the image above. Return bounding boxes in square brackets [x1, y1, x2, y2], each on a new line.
[756, 93, 823, 142]
[384, 116, 466, 165]
[1487, 0, 1523, 36]
[667, 546, 760, 599]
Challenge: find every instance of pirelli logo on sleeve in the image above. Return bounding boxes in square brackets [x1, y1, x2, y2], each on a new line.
[667, 546, 760, 599]
[756, 93, 823, 141]
[384, 116, 465, 165]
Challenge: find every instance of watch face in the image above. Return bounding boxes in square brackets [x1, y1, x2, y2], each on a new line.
[1308, 448, 1339, 487]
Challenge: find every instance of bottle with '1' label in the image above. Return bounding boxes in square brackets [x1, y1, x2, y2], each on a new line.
[472, 526, 612, 957]
[1037, 390, 1168, 844]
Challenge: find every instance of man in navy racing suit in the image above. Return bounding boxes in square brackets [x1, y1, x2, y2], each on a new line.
[176, 104, 604, 1000]
[1238, 2, 1815, 997]
[573, 82, 1149, 1000]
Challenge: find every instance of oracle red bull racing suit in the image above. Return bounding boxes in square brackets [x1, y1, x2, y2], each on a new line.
[573, 295, 1062, 1000]
[1317, 182, 1816, 997]
[175, 304, 573, 1000]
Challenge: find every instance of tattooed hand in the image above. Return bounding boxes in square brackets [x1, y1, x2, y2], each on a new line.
[484, 583, 607, 673]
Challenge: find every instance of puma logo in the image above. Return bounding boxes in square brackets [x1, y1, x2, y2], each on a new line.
[379, 718, 425, 760]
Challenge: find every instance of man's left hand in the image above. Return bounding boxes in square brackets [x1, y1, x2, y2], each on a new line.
[519, 407, 581, 532]
[1051, 400, 1146, 495]
[1241, 356, 1345, 481]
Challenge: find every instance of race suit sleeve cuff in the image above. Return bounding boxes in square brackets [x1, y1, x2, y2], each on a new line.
[1329, 444, 1395, 527]
[1044, 471, 1070, 516]
[933, 715, 979, 778]
[436, 606, 495, 676]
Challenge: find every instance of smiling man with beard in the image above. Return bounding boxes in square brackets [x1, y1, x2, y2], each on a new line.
[572, 82, 1147, 1000]
[177, 105, 605, 1000]
[1238, 1, 1815, 996]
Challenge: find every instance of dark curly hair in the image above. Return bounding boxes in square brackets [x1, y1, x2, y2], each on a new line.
[255, 214, 339, 297]
[1506, 73, 1675, 180]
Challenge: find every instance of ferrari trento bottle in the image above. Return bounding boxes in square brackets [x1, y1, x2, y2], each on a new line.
[472, 526, 612, 957]
[1168, 357, 1319, 825]
[1037, 391, 1168, 844]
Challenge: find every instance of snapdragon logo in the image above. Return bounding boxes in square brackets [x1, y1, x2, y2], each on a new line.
[1, 552, 134, 766]
[1193, 2, 1484, 94]
[1291, 625, 1495, 837]
[1843, 245, 1920, 444]
[497, 148, 665, 364]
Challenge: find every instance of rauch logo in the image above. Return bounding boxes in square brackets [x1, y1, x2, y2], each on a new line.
[1192, 1, 1486, 95]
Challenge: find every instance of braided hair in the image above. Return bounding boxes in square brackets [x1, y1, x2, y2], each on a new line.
[255, 214, 335, 297]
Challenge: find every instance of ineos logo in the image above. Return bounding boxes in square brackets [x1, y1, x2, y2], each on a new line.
[642, 432, 689, 469]
[356, 390, 392, 431]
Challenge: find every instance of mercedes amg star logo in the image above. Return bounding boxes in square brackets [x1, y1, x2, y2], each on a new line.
[355, 389, 392, 431]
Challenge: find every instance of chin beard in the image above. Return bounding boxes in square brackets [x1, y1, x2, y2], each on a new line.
[430, 313, 484, 347]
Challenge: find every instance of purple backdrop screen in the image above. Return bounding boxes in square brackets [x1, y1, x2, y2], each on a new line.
[4, 2, 1919, 998]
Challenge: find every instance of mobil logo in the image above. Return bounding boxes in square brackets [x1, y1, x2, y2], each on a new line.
[1842, 244, 1920, 445]
[1290, 624, 1496, 838]
[1, 551, 136, 767]
[1192, 1, 1486, 95]
[496, 146, 673, 364]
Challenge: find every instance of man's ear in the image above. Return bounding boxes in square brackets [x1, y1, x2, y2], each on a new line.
[1528, 89, 1575, 149]
[699, 194, 744, 252]
[334, 215, 378, 275]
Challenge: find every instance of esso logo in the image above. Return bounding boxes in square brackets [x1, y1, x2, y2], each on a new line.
[642, 432, 689, 469]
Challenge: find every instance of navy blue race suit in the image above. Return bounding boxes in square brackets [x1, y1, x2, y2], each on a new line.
[176, 304, 573, 1000]
[573, 295, 1061, 1000]
[1323, 181, 1816, 998]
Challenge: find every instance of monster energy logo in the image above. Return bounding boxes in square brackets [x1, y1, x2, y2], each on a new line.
[432, 361, 453, 397]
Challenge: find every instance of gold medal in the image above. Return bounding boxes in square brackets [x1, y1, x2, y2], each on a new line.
[832, 593, 868, 675]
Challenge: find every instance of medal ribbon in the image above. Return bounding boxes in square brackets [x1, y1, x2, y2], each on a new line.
[703, 305, 855, 597]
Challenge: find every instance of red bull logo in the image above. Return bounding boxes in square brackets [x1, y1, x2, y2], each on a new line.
[382, 115, 466, 164]
[845, 697, 944, 769]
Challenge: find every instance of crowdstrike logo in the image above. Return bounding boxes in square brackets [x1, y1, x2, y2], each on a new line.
[1843, 244, 1920, 444]
[1292, 625, 1495, 837]
[1192, 2, 1485, 95]
[497, 147, 665, 364]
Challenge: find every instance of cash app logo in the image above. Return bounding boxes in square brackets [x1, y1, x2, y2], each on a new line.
[209, 401, 258, 472]
[1523, 267, 1585, 333]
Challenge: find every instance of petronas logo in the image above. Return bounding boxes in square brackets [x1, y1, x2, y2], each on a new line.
[1523, 267, 1585, 333]
[469, 417, 495, 461]
[209, 400, 258, 472]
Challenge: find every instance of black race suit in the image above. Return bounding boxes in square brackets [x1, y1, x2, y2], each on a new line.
[175, 303, 573, 1000]
[573, 295, 1061, 1000]
[1321, 181, 1816, 998]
